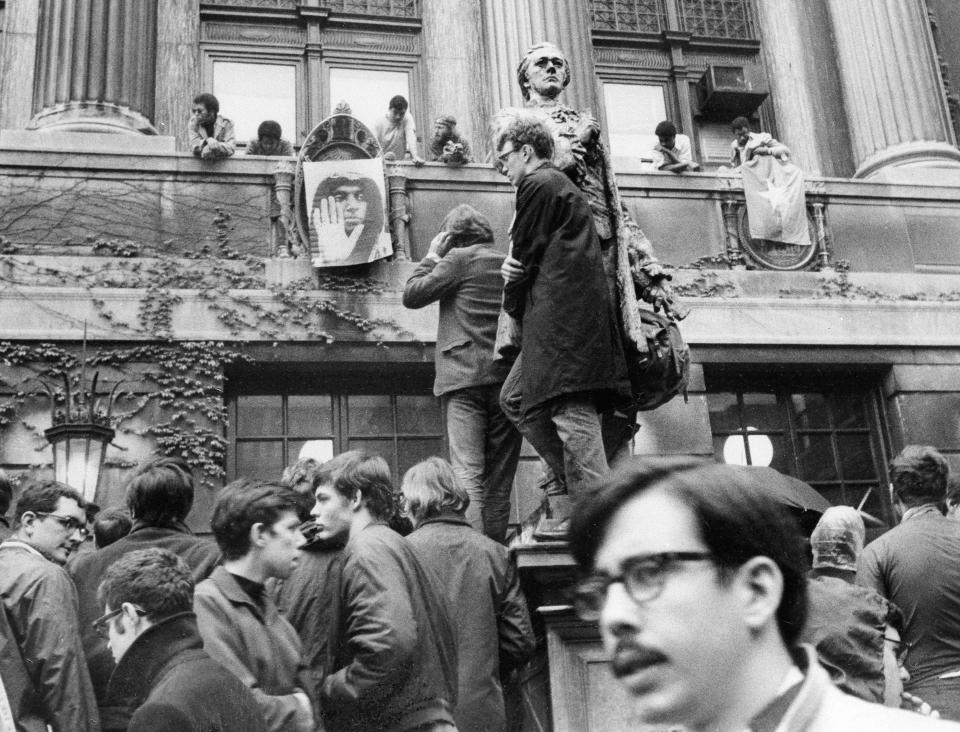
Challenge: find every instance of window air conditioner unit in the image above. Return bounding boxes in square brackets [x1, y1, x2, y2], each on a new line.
[696, 64, 768, 117]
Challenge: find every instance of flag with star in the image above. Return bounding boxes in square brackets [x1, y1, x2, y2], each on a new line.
[741, 156, 811, 246]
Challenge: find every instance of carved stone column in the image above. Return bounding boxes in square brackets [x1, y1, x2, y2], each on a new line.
[482, 0, 599, 117]
[422, 0, 491, 161]
[30, 0, 159, 134]
[752, 0, 829, 176]
[0, 0, 42, 130]
[154, 0, 199, 145]
[387, 165, 412, 261]
[826, 0, 960, 178]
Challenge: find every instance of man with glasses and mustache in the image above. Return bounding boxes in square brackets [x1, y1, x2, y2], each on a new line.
[568, 457, 960, 731]
[0, 480, 99, 731]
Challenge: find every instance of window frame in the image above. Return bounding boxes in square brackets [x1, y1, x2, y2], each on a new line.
[705, 369, 895, 525]
[201, 48, 308, 147]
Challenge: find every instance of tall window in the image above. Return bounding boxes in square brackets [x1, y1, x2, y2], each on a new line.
[591, 0, 769, 171]
[212, 61, 298, 143]
[706, 372, 893, 524]
[228, 387, 443, 482]
[328, 68, 411, 133]
[602, 82, 667, 168]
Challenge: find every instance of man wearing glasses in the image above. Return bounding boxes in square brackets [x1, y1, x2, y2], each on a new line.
[0, 480, 99, 731]
[567, 457, 959, 731]
[93, 547, 265, 731]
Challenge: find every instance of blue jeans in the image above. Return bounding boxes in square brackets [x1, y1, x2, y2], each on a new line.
[443, 384, 522, 544]
[500, 355, 608, 501]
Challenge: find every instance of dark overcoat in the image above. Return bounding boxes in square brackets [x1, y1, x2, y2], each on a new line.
[68, 520, 220, 729]
[406, 512, 535, 732]
[321, 522, 458, 732]
[106, 612, 266, 732]
[503, 162, 622, 415]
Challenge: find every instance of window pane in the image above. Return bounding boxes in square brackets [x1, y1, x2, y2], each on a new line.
[236, 441, 284, 480]
[707, 392, 741, 432]
[397, 438, 444, 478]
[236, 395, 283, 436]
[289, 439, 335, 465]
[833, 394, 868, 429]
[812, 482, 844, 507]
[796, 433, 838, 482]
[718, 430, 780, 468]
[396, 395, 441, 434]
[348, 395, 394, 434]
[740, 392, 781, 432]
[348, 437, 397, 476]
[288, 395, 334, 436]
[329, 68, 410, 134]
[602, 83, 666, 170]
[791, 393, 830, 430]
[837, 434, 875, 480]
[213, 62, 297, 144]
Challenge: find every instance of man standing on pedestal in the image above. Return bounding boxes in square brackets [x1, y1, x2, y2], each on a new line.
[402, 204, 522, 543]
[494, 112, 623, 538]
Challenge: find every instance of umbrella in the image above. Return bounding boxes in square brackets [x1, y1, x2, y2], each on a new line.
[724, 465, 831, 534]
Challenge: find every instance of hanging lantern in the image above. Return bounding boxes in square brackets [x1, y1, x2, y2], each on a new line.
[44, 422, 115, 503]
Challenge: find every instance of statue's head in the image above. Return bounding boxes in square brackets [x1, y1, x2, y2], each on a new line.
[517, 42, 570, 102]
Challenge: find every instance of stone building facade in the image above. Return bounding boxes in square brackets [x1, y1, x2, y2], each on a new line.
[1, 1, 960, 726]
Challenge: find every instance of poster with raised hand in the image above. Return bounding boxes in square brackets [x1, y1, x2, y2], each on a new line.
[303, 158, 393, 267]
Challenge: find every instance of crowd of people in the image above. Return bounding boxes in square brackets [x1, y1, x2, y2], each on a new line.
[0, 452, 534, 732]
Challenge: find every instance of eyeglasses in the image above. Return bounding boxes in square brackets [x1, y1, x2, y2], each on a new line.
[574, 551, 714, 621]
[34, 512, 88, 539]
[494, 147, 518, 173]
[91, 606, 145, 638]
[884, 635, 912, 666]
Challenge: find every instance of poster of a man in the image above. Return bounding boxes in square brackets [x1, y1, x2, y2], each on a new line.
[303, 159, 393, 267]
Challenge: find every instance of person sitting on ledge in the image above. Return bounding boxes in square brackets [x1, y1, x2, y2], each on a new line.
[189, 93, 235, 160]
[246, 120, 294, 157]
[651, 120, 700, 173]
[729, 115, 790, 167]
[428, 115, 472, 165]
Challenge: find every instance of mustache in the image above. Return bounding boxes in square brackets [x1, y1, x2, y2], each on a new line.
[610, 642, 666, 678]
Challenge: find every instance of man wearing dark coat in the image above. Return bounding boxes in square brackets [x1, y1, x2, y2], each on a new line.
[402, 204, 522, 544]
[69, 456, 220, 731]
[309, 451, 458, 732]
[0, 480, 99, 732]
[97, 547, 266, 732]
[494, 111, 624, 536]
[403, 457, 535, 732]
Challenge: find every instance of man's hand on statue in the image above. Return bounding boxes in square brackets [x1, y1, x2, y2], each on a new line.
[313, 196, 354, 262]
[428, 231, 452, 258]
[501, 256, 526, 284]
[643, 282, 690, 320]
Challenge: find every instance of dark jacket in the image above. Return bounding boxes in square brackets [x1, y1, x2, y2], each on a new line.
[406, 513, 535, 732]
[322, 522, 458, 732]
[68, 520, 220, 729]
[275, 537, 346, 701]
[858, 507, 960, 686]
[504, 162, 621, 415]
[106, 611, 266, 732]
[403, 242, 510, 396]
[0, 541, 100, 732]
[801, 572, 889, 702]
[195, 567, 314, 732]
